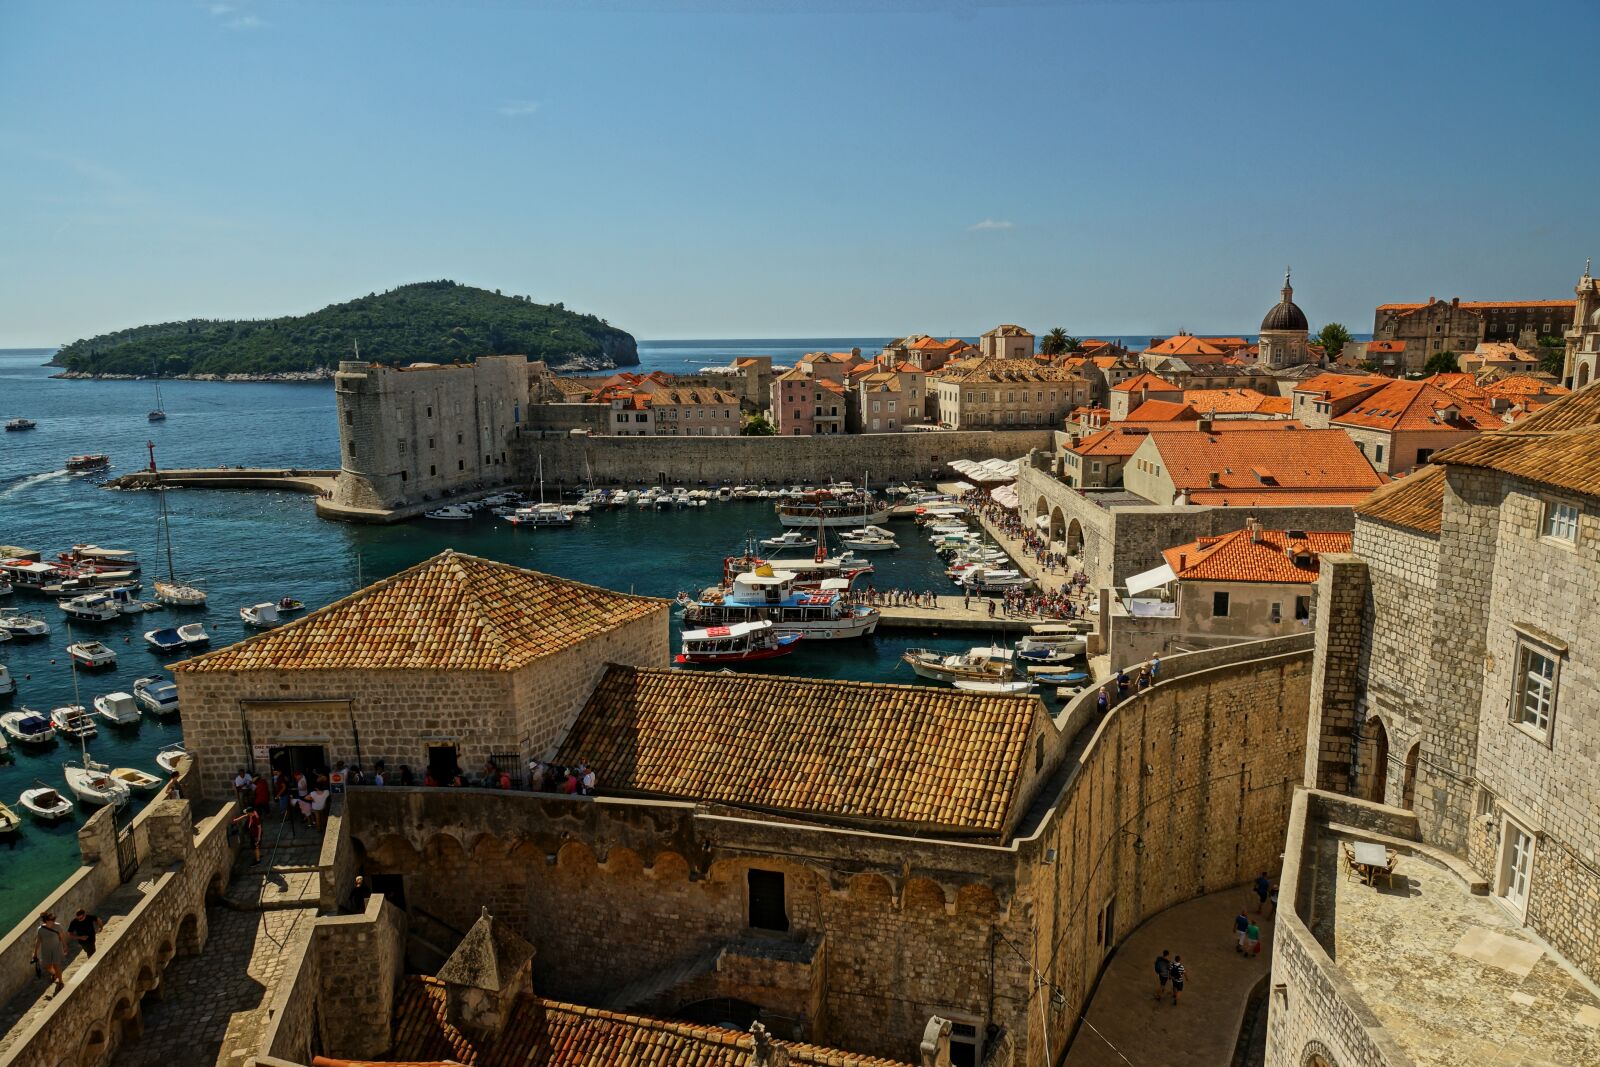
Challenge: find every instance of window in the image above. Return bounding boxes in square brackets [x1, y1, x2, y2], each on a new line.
[1417, 448, 1434, 464]
[1498, 818, 1535, 918]
[458, 460, 465, 471]
[635, 413, 647, 423]
[1544, 500, 1579, 543]
[747, 869, 788, 931]
[1270, 602, 1282, 624]
[429, 464, 436, 476]
[1035, 734, 1045, 772]
[1513, 643, 1557, 737]
[1375, 444, 1385, 464]
[947, 1021, 980, 1067]
[1212, 591, 1230, 617]
[428, 437, 434, 449]
[399, 471, 407, 482]
[344, 408, 353, 426]
[1295, 595, 1311, 622]
[426, 405, 432, 417]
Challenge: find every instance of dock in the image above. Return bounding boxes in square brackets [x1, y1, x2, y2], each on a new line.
[874, 596, 1048, 633]
[109, 467, 338, 496]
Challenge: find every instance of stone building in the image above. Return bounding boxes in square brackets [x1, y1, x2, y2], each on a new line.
[1122, 425, 1385, 507]
[1106, 371, 1181, 420]
[881, 335, 972, 373]
[1563, 262, 1600, 389]
[642, 386, 743, 437]
[929, 358, 1090, 429]
[170, 550, 670, 800]
[848, 364, 928, 432]
[977, 324, 1034, 360]
[1373, 295, 1576, 374]
[1259, 270, 1313, 369]
[1328, 377, 1501, 475]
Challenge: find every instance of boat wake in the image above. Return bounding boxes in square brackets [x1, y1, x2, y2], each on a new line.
[0, 468, 71, 499]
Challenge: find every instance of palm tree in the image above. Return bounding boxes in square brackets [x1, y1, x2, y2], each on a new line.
[1041, 327, 1071, 356]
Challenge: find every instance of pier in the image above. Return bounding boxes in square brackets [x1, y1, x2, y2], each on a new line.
[109, 467, 338, 495]
[875, 595, 1049, 633]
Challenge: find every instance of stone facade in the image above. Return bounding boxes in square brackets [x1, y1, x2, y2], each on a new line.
[1563, 267, 1600, 389]
[1373, 298, 1575, 374]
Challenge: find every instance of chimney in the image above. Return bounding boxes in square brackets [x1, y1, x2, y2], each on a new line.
[1208, 471, 1222, 488]
[1451, 297, 1460, 308]
[1248, 517, 1262, 543]
[919, 1017, 954, 1067]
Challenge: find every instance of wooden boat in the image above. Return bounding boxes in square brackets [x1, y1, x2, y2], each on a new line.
[902, 645, 1017, 685]
[110, 766, 162, 793]
[674, 621, 802, 665]
[67, 641, 118, 669]
[0, 799, 20, 834]
[50, 704, 98, 740]
[66, 454, 110, 472]
[20, 782, 73, 821]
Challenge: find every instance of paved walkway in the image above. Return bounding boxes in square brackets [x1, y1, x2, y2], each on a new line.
[1065, 886, 1275, 1067]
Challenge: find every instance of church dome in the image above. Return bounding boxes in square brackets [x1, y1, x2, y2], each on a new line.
[1261, 269, 1308, 333]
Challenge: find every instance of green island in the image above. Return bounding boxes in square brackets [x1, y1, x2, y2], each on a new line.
[52, 280, 638, 378]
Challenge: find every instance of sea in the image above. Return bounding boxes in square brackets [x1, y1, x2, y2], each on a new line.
[0, 338, 1005, 931]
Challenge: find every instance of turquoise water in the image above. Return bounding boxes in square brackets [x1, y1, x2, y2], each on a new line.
[0, 343, 994, 931]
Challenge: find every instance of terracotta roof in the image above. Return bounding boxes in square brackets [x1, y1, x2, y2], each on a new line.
[1070, 420, 1308, 459]
[1496, 381, 1600, 433]
[1147, 428, 1385, 493]
[174, 552, 665, 674]
[1354, 465, 1446, 536]
[1162, 528, 1352, 583]
[1332, 380, 1501, 432]
[654, 387, 741, 407]
[1366, 340, 1407, 353]
[1470, 342, 1538, 363]
[1431, 417, 1600, 500]
[935, 357, 1079, 384]
[556, 664, 1045, 836]
[1421, 372, 1489, 402]
[1111, 371, 1179, 393]
[1481, 375, 1570, 399]
[382, 976, 909, 1067]
[1186, 488, 1378, 506]
[1126, 399, 1200, 422]
[1181, 388, 1290, 416]
[1291, 372, 1393, 401]
[981, 323, 1032, 337]
[1143, 335, 1226, 358]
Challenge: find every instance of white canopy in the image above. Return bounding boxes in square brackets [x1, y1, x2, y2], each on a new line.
[1125, 563, 1178, 597]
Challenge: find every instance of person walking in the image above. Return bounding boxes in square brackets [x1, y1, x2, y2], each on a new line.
[1153, 949, 1171, 1000]
[1254, 871, 1272, 914]
[1234, 910, 1250, 953]
[67, 909, 104, 959]
[30, 913, 68, 992]
[1150, 654, 1161, 682]
[233, 807, 263, 865]
[1246, 918, 1262, 957]
[1096, 687, 1109, 716]
[1169, 956, 1186, 1004]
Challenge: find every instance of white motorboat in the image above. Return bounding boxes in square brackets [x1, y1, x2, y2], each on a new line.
[177, 622, 210, 646]
[674, 620, 803, 666]
[776, 496, 893, 527]
[902, 645, 1017, 685]
[0, 800, 19, 835]
[67, 641, 118, 669]
[0, 614, 51, 638]
[155, 743, 189, 774]
[50, 705, 98, 740]
[144, 626, 187, 652]
[0, 580, 11, 598]
[64, 759, 131, 809]
[93, 692, 142, 727]
[0, 665, 13, 697]
[959, 568, 1035, 594]
[759, 531, 817, 551]
[424, 505, 472, 521]
[134, 677, 180, 717]
[952, 679, 1036, 694]
[240, 602, 282, 628]
[840, 525, 899, 551]
[110, 766, 162, 793]
[59, 592, 122, 622]
[5, 418, 36, 431]
[20, 782, 73, 821]
[1016, 629, 1088, 664]
[1, 710, 56, 746]
[508, 504, 574, 526]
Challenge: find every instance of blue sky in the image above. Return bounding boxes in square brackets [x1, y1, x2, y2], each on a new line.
[2, 0, 1596, 345]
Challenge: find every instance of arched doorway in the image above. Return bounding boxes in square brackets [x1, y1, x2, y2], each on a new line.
[1366, 717, 1389, 803]
[1579, 363, 1592, 389]
[1035, 496, 1050, 525]
[1401, 742, 1420, 810]
[1066, 519, 1083, 555]
[1050, 507, 1066, 544]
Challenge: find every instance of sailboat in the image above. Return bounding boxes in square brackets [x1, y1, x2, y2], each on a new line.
[148, 377, 167, 422]
[59, 631, 131, 810]
[152, 484, 207, 607]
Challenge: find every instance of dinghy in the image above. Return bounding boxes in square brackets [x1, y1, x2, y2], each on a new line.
[20, 782, 74, 821]
[110, 766, 162, 793]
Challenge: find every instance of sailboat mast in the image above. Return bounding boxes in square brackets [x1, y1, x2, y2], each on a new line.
[160, 484, 177, 581]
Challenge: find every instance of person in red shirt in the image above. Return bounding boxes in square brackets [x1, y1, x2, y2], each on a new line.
[251, 774, 270, 817]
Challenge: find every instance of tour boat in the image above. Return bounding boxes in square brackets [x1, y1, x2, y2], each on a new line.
[775, 494, 893, 528]
[0, 665, 13, 697]
[68, 641, 118, 669]
[1, 711, 56, 746]
[59, 592, 122, 622]
[674, 621, 803, 665]
[5, 418, 36, 431]
[683, 565, 879, 640]
[952, 679, 1036, 694]
[958, 568, 1035, 594]
[759, 531, 816, 551]
[110, 766, 162, 793]
[241, 602, 282, 628]
[902, 645, 1017, 685]
[0, 614, 50, 638]
[66, 454, 110, 472]
[50, 704, 98, 740]
[63, 545, 141, 573]
[424, 505, 472, 521]
[0, 800, 19, 835]
[1016, 629, 1088, 664]
[134, 677, 180, 717]
[20, 782, 73, 821]
[1, 559, 62, 591]
[177, 622, 210, 646]
[155, 743, 189, 774]
[93, 692, 143, 727]
[144, 627, 188, 652]
[64, 757, 131, 809]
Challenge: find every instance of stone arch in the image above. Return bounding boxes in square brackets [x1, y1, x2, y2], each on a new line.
[79, 1024, 110, 1067]
[422, 831, 470, 863]
[110, 994, 141, 1044]
[1365, 715, 1390, 804]
[1050, 506, 1066, 544]
[366, 832, 422, 869]
[1579, 363, 1592, 389]
[176, 912, 202, 957]
[206, 870, 227, 903]
[901, 876, 950, 913]
[646, 849, 691, 881]
[1300, 1040, 1337, 1067]
[1066, 518, 1084, 555]
[955, 882, 1001, 917]
[155, 939, 175, 967]
[468, 832, 510, 861]
[556, 839, 598, 870]
[1400, 741, 1421, 810]
[1035, 495, 1050, 524]
[846, 871, 894, 901]
[135, 962, 157, 995]
[599, 845, 644, 875]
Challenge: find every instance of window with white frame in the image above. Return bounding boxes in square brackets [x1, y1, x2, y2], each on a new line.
[1513, 641, 1558, 737]
[1544, 500, 1579, 543]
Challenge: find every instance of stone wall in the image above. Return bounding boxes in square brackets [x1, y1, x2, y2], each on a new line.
[1305, 553, 1370, 797]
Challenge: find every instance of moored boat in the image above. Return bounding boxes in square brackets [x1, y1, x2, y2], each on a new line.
[1016, 627, 1087, 664]
[683, 565, 878, 640]
[0, 665, 13, 697]
[154, 580, 208, 608]
[424, 505, 472, 521]
[240, 602, 281, 628]
[67, 641, 118, 669]
[674, 620, 803, 665]
[952, 679, 1035, 694]
[144, 627, 187, 653]
[1, 710, 56, 746]
[276, 597, 305, 613]
[20, 782, 73, 821]
[110, 766, 162, 793]
[93, 692, 142, 727]
[64, 759, 131, 809]
[776, 496, 893, 527]
[0, 613, 51, 638]
[759, 530, 816, 551]
[58, 592, 122, 622]
[958, 567, 1034, 594]
[902, 644, 1017, 685]
[155, 743, 189, 774]
[134, 677, 180, 717]
[50, 704, 98, 740]
[0, 800, 19, 835]
[176, 622, 210, 646]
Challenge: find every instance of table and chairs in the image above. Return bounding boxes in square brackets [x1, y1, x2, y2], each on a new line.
[1342, 840, 1401, 887]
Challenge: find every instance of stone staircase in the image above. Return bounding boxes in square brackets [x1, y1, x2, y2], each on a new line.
[220, 826, 325, 912]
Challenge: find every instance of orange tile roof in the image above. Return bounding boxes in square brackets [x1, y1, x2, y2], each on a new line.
[1421, 372, 1488, 402]
[1149, 428, 1385, 493]
[383, 976, 909, 1067]
[1126, 399, 1200, 422]
[1142, 335, 1226, 358]
[1481, 374, 1570, 399]
[1331, 380, 1502, 432]
[1162, 528, 1353, 583]
[1431, 389, 1600, 499]
[1366, 340, 1407, 353]
[1112, 371, 1179, 393]
[174, 551, 665, 673]
[1181, 388, 1282, 415]
[936, 357, 1080, 384]
[1185, 488, 1378, 506]
[654, 387, 741, 406]
[556, 665, 1044, 836]
[1069, 419, 1306, 458]
[1292, 372, 1393, 401]
[1355, 465, 1446, 536]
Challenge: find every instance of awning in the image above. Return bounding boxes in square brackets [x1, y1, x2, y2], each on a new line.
[1125, 563, 1177, 597]
[1035, 515, 1051, 528]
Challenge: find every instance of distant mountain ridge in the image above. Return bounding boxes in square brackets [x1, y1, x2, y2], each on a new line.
[52, 281, 638, 377]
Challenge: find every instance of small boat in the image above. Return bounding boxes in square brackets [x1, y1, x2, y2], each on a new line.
[0, 614, 51, 638]
[67, 641, 118, 669]
[20, 783, 73, 821]
[953, 679, 1036, 694]
[1016, 629, 1088, 664]
[276, 597, 305, 613]
[59, 592, 122, 622]
[64, 759, 131, 809]
[682, 566, 879, 640]
[840, 526, 899, 551]
[424, 505, 472, 521]
[50, 705, 98, 740]
[66, 454, 110, 472]
[1, 711, 56, 746]
[110, 766, 162, 793]
[674, 620, 803, 665]
[153, 580, 208, 608]
[93, 692, 142, 727]
[759, 531, 816, 551]
[134, 677, 180, 717]
[4, 418, 36, 431]
[149, 380, 166, 422]
[1035, 671, 1090, 685]
[144, 627, 188, 652]
[177, 622, 209, 646]
[959, 568, 1035, 594]
[507, 504, 574, 526]
[0, 580, 12, 598]
[0, 800, 19, 834]
[903, 645, 1017, 685]
[0, 665, 13, 697]
[240, 602, 281, 628]
[154, 743, 188, 774]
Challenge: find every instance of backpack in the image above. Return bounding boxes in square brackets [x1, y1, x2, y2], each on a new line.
[1170, 962, 1185, 983]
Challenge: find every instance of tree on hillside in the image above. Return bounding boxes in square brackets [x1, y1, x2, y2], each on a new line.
[1424, 350, 1460, 375]
[1040, 327, 1074, 356]
[1316, 323, 1353, 362]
